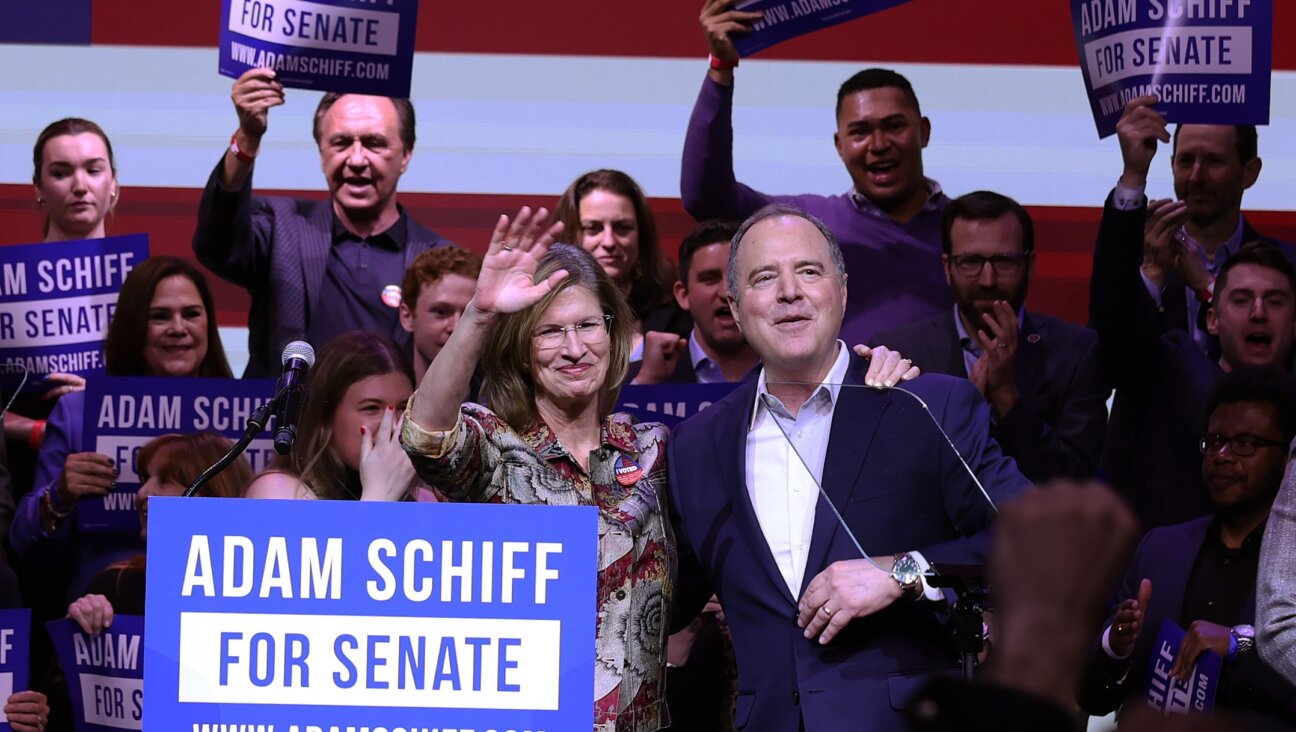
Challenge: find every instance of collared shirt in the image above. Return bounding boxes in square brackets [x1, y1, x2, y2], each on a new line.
[952, 305, 1027, 378]
[401, 403, 671, 732]
[305, 211, 410, 352]
[850, 177, 945, 220]
[1181, 519, 1265, 628]
[688, 330, 728, 384]
[745, 342, 851, 596]
[1115, 182, 1245, 353]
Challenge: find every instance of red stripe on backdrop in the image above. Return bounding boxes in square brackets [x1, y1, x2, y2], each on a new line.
[91, 0, 1296, 70]
[6, 185, 1296, 328]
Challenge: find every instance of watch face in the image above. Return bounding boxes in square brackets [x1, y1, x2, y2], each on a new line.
[893, 554, 921, 585]
[1234, 624, 1256, 640]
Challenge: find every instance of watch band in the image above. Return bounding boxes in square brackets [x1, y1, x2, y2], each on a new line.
[1231, 624, 1256, 657]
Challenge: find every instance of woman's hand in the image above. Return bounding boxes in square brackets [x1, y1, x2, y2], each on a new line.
[42, 372, 86, 400]
[471, 207, 568, 315]
[360, 405, 417, 502]
[67, 594, 114, 636]
[57, 453, 118, 504]
[3, 690, 49, 732]
[852, 345, 921, 387]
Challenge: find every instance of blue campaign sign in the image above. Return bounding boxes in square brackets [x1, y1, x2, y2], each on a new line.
[219, 0, 419, 98]
[47, 615, 145, 732]
[0, 235, 149, 394]
[0, 609, 31, 732]
[1143, 618, 1222, 715]
[733, 0, 912, 57]
[77, 377, 275, 533]
[616, 383, 740, 428]
[144, 498, 598, 730]
[1070, 0, 1272, 138]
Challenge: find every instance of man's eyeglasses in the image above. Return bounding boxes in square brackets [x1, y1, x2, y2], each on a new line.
[532, 315, 613, 349]
[948, 253, 1031, 277]
[1199, 433, 1287, 457]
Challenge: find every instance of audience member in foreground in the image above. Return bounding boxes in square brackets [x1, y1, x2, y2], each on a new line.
[401, 208, 673, 730]
[683, 0, 952, 344]
[244, 331, 420, 502]
[668, 204, 1027, 731]
[873, 191, 1107, 482]
[11, 256, 233, 598]
[1080, 367, 1296, 727]
[194, 69, 450, 377]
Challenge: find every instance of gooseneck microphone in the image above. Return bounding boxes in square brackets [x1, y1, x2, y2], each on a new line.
[273, 341, 315, 455]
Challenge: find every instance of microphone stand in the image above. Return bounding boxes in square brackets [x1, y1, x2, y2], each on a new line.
[182, 387, 282, 498]
[927, 565, 991, 682]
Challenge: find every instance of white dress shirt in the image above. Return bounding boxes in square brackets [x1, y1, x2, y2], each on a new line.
[746, 342, 851, 596]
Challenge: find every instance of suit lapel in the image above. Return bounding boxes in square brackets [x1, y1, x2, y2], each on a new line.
[801, 356, 890, 594]
[1014, 312, 1046, 401]
[715, 381, 798, 605]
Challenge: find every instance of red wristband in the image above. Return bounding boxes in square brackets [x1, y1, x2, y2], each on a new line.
[229, 133, 256, 164]
[28, 419, 46, 452]
[709, 53, 738, 70]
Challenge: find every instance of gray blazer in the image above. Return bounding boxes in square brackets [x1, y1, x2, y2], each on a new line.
[1259, 441, 1296, 685]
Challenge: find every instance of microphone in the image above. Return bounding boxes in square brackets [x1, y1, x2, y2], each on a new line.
[273, 341, 316, 455]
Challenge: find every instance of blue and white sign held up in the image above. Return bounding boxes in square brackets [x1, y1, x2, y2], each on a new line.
[78, 377, 275, 533]
[616, 383, 739, 428]
[1143, 619, 1221, 715]
[48, 616, 145, 732]
[0, 609, 32, 732]
[1070, 0, 1272, 138]
[733, 0, 912, 58]
[219, 0, 419, 98]
[144, 498, 598, 730]
[0, 235, 148, 393]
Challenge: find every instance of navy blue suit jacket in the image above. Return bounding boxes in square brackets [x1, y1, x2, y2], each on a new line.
[193, 160, 451, 377]
[872, 310, 1107, 482]
[1080, 517, 1296, 725]
[667, 354, 1028, 732]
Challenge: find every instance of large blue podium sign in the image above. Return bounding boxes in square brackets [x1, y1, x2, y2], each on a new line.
[144, 498, 598, 730]
[78, 377, 275, 533]
[219, 0, 419, 97]
[0, 235, 148, 392]
[1070, 0, 1272, 137]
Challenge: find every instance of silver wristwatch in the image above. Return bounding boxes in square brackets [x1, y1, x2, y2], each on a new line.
[1231, 624, 1255, 658]
[891, 552, 922, 598]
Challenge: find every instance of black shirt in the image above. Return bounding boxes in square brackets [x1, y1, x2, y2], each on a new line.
[1180, 518, 1265, 628]
[305, 211, 410, 354]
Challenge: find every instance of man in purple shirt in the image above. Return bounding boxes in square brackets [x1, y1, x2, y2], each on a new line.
[682, 0, 952, 346]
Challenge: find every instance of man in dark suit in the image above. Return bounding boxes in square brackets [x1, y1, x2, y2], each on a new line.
[872, 191, 1106, 482]
[1080, 367, 1296, 728]
[193, 69, 450, 377]
[668, 204, 1029, 732]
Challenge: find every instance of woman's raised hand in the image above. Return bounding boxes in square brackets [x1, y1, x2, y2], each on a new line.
[472, 207, 568, 315]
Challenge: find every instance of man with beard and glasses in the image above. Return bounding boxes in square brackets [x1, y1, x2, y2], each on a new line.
[682, 0, 952, 347]
[194, 69, 451, 377]
[1080, 367, 1296, 729]
[871, 192, 1107, 483]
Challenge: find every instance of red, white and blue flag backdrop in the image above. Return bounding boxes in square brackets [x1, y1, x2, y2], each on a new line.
[2, 0, 1295, 359]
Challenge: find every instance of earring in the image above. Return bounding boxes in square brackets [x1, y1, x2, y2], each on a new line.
[36, 197, 44, 207]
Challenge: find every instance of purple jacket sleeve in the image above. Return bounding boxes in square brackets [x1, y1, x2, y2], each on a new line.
[680, 75, 776, 221]
[10, 391, 80, 555]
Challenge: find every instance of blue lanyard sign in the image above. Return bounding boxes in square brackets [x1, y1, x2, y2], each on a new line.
[144, 498, 597, 729]
[733, 0, 912, 57]
[219, 0, 419, 97]
[0, 235, 148, 393]
[1070, 0, 1272, 138]
[0, 609, 31, 732]
[78, 377, 275, 532]
[48, 615, 145, 732]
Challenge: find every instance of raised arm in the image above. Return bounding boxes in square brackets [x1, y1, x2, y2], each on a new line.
[407, 207, 568, 431]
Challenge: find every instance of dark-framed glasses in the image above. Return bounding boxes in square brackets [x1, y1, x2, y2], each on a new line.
[532, 315, 613, 349]
[1200, 433, 1286, 457]
[949, 253, 1031, 277]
